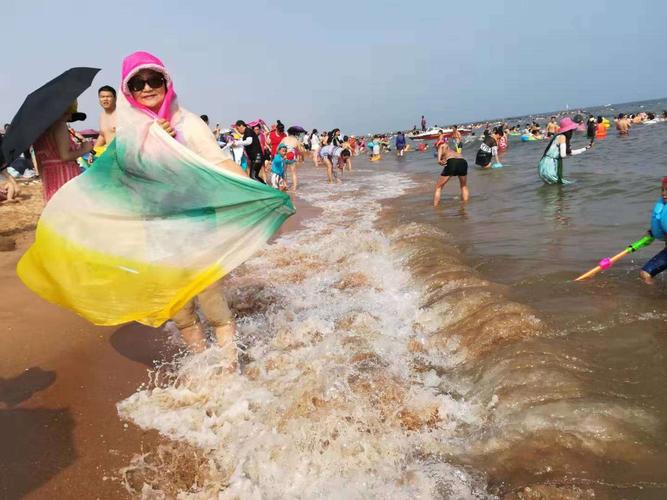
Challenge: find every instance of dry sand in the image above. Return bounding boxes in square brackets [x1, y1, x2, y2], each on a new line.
[0, 178, 317, 499]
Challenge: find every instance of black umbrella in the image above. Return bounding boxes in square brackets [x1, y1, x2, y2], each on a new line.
[287, 125, 306, 135]
[1, 67, 100, 164]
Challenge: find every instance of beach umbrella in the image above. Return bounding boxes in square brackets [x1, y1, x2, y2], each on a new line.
[574, 234, 654, 281]
[1, 67, 100, 164]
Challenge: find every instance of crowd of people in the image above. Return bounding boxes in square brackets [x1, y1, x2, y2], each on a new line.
[429, 110, 667, 286]
[2, 55, 667, 363]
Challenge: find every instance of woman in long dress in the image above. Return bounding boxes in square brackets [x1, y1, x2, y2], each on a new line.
[537, 117, 591, 185]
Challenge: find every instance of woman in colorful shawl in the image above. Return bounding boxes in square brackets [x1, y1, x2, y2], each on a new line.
[18, 52, 294, 369]
[121, 52, 252, 363]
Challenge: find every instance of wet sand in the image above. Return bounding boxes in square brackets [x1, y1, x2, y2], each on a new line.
[0, 179, 317, 498]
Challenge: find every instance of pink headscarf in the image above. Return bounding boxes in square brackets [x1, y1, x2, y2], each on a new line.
[121, 51, 177, 121]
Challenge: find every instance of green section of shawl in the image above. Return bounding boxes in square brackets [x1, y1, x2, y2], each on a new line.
[85, 136, 294, 228]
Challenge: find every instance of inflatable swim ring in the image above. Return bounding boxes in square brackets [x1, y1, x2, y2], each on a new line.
[650, 198, 667, 240]
[520, 134, 536, 142]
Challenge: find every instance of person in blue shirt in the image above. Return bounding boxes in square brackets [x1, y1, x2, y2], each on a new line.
[395, 131, 406, 157]
[270, 144, 288, 191]
[641, 177, 667, 284]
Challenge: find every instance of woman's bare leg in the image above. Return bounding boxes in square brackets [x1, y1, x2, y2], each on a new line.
[433, 176, 450, 207]
[180, 324, 207, 353]
[214, 321, 238, 371]
[324, 158, 333, 183]
[290, 164, 298, 191]
[459, 175, 469, 202]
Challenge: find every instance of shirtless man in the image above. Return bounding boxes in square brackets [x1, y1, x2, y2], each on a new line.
[434, 143, 469, 207]
[95, 86, 117, 151]
[546, 116, 559, 137]
[616, 113, 630, 135]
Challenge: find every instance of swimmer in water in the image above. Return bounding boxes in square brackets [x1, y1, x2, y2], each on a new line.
[616, 113, 631, 135]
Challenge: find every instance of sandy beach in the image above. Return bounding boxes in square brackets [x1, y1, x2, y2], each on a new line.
[0, 180, 316, 499]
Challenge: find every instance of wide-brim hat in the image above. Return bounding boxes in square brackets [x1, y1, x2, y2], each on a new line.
[558, 117, 579, 133]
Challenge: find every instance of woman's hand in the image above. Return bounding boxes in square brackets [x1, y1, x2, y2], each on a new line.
[157, 118, 176, 137]
[81, 141, 94, 154]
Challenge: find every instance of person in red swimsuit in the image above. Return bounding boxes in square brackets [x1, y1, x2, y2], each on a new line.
[267, 120, 287, 158]
[33, 102, 94, 202]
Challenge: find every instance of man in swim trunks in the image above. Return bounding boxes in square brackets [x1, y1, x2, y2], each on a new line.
[433, 143, 469, 207]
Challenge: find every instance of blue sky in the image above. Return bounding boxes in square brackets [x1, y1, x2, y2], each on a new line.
[2, 0, 666, 134]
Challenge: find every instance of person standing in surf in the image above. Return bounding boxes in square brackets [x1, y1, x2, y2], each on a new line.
[395, 131, 406, 156]
[319, 144, 350, 183]
[640, 177, 667, 284]
[537, 116, 591, 185]
[616, 113, 631, 135]
[433, 143, 469, 207]
[497, 126, 508, 155]
[451, 125, 463, 153]
[546, 116, 559, 137]
[121, 51, 248, 363]
[310, 128, 321, 166]
[280, 127, 305, 191]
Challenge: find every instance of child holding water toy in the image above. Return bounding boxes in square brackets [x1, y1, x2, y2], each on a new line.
[640, 177, 667, 284]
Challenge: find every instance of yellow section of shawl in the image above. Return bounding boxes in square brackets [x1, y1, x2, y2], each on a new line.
[17, 222, 225, 327]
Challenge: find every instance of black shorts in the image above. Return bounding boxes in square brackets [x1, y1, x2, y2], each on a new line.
[475, 151, 492, 167]
[441, 158, 468, 177]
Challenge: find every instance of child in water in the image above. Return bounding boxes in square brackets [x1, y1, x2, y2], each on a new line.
[369, 136, 382, 161]
[640, 177, 667, 284]
[270, 144, 288, 191]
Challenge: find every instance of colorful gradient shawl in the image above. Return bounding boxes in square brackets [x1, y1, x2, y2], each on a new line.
[17, 52, 295, 327]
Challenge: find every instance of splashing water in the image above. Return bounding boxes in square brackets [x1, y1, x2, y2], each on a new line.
[118, 164, 666, 498]
[118, 168, 493, 498]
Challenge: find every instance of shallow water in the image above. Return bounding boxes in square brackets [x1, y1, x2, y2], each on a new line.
[118, 101, 667, 498]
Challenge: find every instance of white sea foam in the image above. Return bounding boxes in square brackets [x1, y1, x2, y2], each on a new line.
[118, 167, 491, 498]
[117, 165, 661, 498]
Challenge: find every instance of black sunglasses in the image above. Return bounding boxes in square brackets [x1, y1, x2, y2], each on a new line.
[128, 74, 166, 93]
